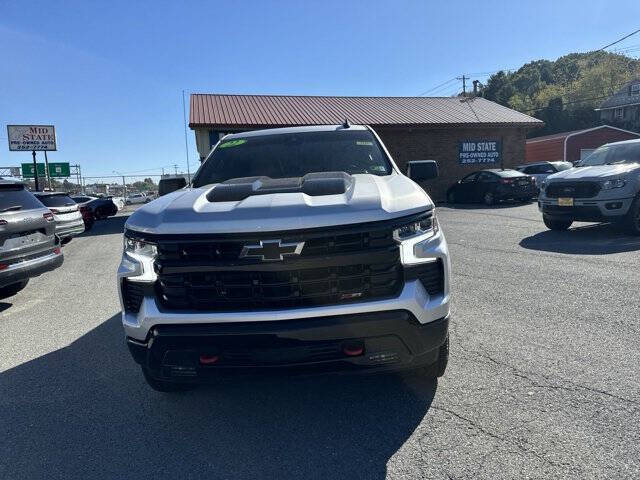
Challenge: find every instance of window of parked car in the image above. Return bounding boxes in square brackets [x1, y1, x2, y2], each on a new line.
[580, 143, 640, 166]
[526, 164, 556, 174]
[460, 172, 479, 183]
[0, 183, 44, 211]
[477, 172, 495, 182]
[35, 194, 76, 207]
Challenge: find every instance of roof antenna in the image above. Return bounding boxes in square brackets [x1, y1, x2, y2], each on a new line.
[342, 118, 350, 128]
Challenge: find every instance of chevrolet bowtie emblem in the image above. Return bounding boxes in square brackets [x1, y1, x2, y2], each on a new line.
[239, 239, 305, 261]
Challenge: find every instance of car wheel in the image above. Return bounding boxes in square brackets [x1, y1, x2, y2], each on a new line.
[625, 195, 640, 236]
[483, 192, 495, 206]
[141, 367, 198, 393]
[543, 214, 572, 231]
[447, 191, 456, 204]
[84, 219, 94, 231]
[0, 279, 29, 299]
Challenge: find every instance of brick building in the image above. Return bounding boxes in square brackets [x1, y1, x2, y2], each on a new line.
[525, 125, 640, 165]
[189, 94, 542, 201]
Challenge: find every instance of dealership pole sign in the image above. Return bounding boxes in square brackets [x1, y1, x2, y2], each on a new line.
[7, 125, 57, 151]
[458, 140, 501, 165]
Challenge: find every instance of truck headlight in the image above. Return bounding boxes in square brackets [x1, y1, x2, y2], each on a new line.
[393, 212, 439, 241]
[124, 236, 157, 258]
[602, 179, 626, 190]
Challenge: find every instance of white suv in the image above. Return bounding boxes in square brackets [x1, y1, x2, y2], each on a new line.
[538, 138, 640, 234]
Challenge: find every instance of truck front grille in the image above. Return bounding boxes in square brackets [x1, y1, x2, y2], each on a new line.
[156, 253, 402, 311]
[150, 218, 417, 312]
[545, 182, 600, 198]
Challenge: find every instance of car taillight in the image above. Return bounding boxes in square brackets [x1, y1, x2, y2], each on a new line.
[53, 247, 61, 254]
[43, 212, 55, 222]
[499, 179, 514, 184]
[0, 219, 7, 226]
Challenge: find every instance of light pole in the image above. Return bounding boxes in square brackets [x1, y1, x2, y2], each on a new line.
[113, 170, 126, 199]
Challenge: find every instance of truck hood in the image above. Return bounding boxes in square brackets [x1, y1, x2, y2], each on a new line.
[125, 174, 433, 235]
[548, 163, 640, 181]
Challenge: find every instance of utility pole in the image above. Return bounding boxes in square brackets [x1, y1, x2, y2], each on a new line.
[182, 90, 191, 184]
[457, 75, 468, 97]
[44, 151, 51, 190]
[173, 164, 178, 175]
[32, 151, 40, 192]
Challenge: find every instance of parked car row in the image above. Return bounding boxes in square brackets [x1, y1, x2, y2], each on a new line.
[446, 138, 640, 235]
[0, 182, 121, 299]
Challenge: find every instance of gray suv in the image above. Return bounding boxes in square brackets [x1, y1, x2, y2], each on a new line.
[539, 138, 640, 235]
[118, 125, 451, 392]
[0, 180, 64, 298]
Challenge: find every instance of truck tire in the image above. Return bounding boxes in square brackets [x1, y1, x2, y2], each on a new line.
[0, 279, 29, 299]
[142, 367, 198, 393]
[543, 215, 572, 231]
[625, 195, 640, 236]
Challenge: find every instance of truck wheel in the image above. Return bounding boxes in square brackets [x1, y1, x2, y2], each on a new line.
[543, 215, 572, 231]
[625, 196, 640, 236]
[483, 192, 495, 206]
[0, 279, 29, 299]
[141, 367, 198, 392]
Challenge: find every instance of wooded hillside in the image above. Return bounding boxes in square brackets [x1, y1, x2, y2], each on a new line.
[480, 51, 640, 137]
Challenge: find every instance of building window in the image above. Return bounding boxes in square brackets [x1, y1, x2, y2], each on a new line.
[631, 84, 640, 96]
[615, 107, 624, 119]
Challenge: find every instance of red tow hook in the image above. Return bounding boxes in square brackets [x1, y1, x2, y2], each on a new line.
[343, 342, 364, 357]
[199, 354, 219, 365]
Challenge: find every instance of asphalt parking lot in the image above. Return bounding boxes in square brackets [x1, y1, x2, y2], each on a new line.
[1, 203, 639, 479]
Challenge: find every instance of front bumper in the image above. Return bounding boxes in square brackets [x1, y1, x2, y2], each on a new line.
[539, 196, 634, 221]
[55, 219, 86, 239]
[128, 311, 449, 380]
[0, 249, 63, 288]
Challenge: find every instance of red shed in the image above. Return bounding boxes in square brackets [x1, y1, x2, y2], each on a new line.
[526, 125, 640, 164]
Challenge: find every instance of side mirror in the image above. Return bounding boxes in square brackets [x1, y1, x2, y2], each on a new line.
[158, 177, 187, 196]
[406, 160, 439, 182]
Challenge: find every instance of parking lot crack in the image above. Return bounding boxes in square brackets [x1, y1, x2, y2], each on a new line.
[430, 405, 570, 472]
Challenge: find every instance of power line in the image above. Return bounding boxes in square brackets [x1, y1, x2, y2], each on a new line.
[417, 77, 457, 96]
[598, 28, 640, 51]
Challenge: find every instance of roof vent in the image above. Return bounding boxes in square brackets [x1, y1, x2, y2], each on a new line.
[342, 118, 350, 128]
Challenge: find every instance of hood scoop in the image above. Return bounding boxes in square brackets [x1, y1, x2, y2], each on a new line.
[207, 172, 354, 202]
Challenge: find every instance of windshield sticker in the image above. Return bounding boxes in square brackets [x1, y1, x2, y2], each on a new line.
[219, 139, 247, 148]
[356, 140, 373, 146]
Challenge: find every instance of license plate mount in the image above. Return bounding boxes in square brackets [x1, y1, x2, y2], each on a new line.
[558, 197, 574, 207]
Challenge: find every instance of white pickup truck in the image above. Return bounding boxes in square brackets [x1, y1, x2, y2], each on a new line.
[117, 124, 451, 391]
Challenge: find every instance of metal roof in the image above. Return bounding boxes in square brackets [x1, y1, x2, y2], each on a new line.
[189, 94, 543, 129]
[526, 125, 640, 143]
[598, 79, 640, 109]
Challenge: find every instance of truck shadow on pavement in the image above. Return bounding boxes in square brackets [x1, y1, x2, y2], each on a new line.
[519, 223, 640, 255]
[0, 314, 436, 480]
[80, 214, 130, 237]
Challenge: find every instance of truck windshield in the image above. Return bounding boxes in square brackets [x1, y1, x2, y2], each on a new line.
[579, 143, 640, 166]
[192, 129, 393, 187]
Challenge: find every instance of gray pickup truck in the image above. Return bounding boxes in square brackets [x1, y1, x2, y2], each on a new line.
[0, 180, 64, 298]
[118, 124, 451, 391]
[539, 138, 640, 235]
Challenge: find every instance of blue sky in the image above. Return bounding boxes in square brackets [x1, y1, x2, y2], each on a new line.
[1, 0, 639, 178]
